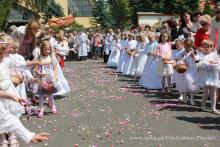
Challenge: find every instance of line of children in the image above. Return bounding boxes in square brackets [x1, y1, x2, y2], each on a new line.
[105, 29, 220, 115]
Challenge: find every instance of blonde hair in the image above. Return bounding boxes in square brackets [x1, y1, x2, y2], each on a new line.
[148, 32, 155, 39]
[184, 38, 194, 47]
[40, 41, 52, 57]
[140, 35, 146, 42]
[55, 30, 64, 41]
[0, 46, 6, 55]
[199, 14, 211, 26]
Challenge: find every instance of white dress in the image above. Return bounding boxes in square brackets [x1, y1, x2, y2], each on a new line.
[104, 34, 114, 55]
[171, 49, 185, 83]
[32, 49, 71, 96]
[156, 43, 174, 76]
[196, 52, 220, 88]
[107, 39, 121, 67]
[0, 101, 34, 143]
[174, 50, 199, 92]
[122, 40, 137, 75]
[8, 54, 30, 99]
[53, 40, 69, 58]
[130, 41, 147, 76]
[54, 59, 71, 96]
[139, 41, 162, 89]
[0, 59, 24, 117]
[117, 39, 128, 72]
[78, 32, 88, 57]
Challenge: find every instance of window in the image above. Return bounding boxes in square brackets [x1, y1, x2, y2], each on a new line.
[68, 0, 93, 17]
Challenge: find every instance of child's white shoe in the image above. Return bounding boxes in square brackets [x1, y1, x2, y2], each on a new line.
[178, 95, 183, 101]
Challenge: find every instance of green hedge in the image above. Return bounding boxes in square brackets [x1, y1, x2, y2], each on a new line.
[0, 0, 13, 31]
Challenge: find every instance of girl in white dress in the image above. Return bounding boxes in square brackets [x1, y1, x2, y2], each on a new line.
[130, 35, 147, 76]
[156, 32, 174, 92]
[53, 31, 69, 69]
[0, 90, 49, 145]
[117, 33, 128, 72]
[196, 40, 220, 114]
[122, 34, 137, 75]
[43, 36, 71, 96]
[34, 41, 59, 118]
[174, 39, 199, 105]
[7, 41, 33, 100]
[139, 33, 162, 89]
[0, 45, 24, 147]
[107, 35, 121, 67]
[0, 45, 40, 147]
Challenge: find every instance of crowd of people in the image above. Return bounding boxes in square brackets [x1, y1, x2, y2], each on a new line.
[0, 15, 73, 146]
[99, 3, 220, 116]
[0, 2, 220, 147]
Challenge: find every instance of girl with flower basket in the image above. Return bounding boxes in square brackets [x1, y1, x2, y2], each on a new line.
[34, 41, 59, 118]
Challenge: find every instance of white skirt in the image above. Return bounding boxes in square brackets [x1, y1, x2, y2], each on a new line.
[54, 60, 71, 96]
[157, 59, 174, 76]
[16, 82, 27, 99]
[196, 69, 220, 88]
[175, 72, 199, 92]
[117, 51, 126, 72]
[130, 52, 147, 76]
[1, 83, 24, 117]
[139, 56, 162, 89]
[107, 49, 120, 67]
[122, 54, 134, 75]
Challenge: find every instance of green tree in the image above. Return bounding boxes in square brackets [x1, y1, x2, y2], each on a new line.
[109, 0, 131, 28]
[0, 0, 13, 31]
[203, 0, 213, 15]
[128, 0, 200, 24]
[92, 0, 113, 28]
[44, 0, 64, 19]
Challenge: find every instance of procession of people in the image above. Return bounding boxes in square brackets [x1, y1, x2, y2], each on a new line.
[0, 2, 220, 147]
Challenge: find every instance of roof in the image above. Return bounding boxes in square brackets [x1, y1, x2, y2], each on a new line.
[137, 12, 176, 16]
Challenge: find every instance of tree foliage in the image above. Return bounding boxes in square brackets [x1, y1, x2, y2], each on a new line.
[214, 0, 220, 3]
[128, 0, 200, 24]
[44, 0, 64, 19]
[109, 0, 131, 28]
[92, 0, 113, 28]
[129, 0, 200, 14]
[203, 0, 214, 15]
[0, 0, 13, 31]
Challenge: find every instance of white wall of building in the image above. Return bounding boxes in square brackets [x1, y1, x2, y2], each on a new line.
[138, 15, 173, 26]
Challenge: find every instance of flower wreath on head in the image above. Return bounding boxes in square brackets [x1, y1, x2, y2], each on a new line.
[155, 32, 161, 37]
[40, 35, 51, 42]
[174, 35, 185, 43]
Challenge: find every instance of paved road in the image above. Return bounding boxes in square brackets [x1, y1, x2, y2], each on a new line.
[21, 60, 220, 147]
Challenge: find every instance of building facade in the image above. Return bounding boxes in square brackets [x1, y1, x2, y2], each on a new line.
[8, 0, 46, 26]
[68, 0, 95, 28]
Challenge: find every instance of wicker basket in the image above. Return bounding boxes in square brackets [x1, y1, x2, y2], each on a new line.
[175, 64, 187, 73]
[11, 76, 24, 86]
[127, 50, 135, 56]
[41, 81, 58, 93]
